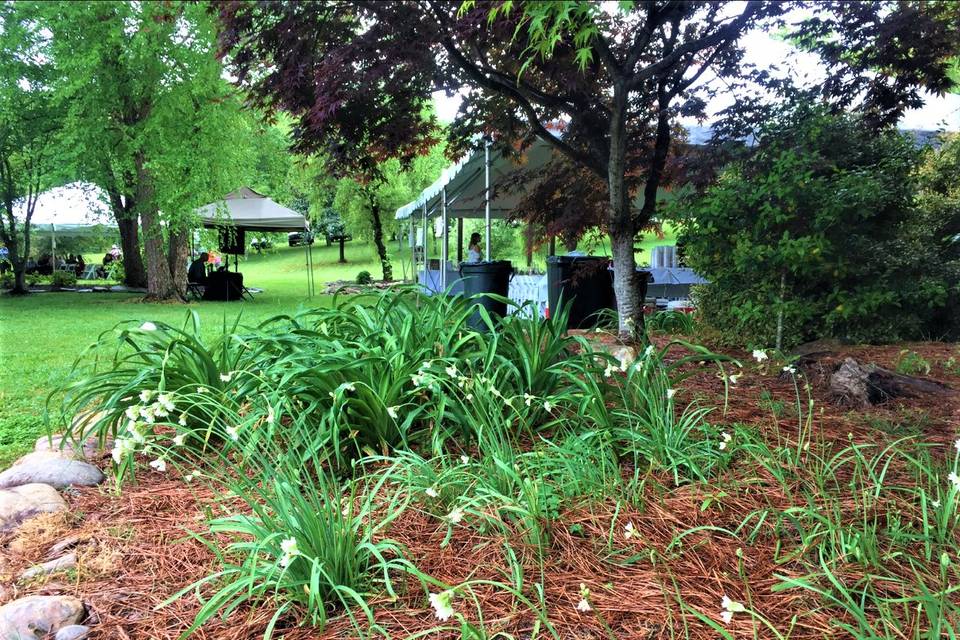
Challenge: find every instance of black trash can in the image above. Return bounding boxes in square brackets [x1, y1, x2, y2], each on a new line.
[547, 255, 616, 329]
[460, 260, 513, 330]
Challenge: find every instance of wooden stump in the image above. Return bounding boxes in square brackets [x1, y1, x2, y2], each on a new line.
[829, 357, 953, 407]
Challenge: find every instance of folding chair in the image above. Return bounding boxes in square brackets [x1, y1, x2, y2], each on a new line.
[186, 282, 205, 301]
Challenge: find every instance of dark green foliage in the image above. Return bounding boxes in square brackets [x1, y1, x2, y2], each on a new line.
[679, 103, 960, 347]
[355, 270, 372, 285]
[50, 270, 77, 289]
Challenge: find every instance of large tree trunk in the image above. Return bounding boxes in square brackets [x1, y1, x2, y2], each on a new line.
[368, 191, 392, 281]
[607, 97, 642, 341]
[117, 215, 146, 288]
[166, 227, 189, 299]
[135, 154, 181, 301]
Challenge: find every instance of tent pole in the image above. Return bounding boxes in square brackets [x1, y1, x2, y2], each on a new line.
[457, 218, 463, 262]
[484, 139, 491, 262]
[441, 186, 448, 291]
[422, 202, 427, 284]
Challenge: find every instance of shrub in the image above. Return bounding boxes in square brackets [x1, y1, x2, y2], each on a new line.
[677, 102, 958, 347]
[355, 270, 372, 285]
[105, 258, 124, 283]
[50, 270, 77, 289]
[0, 272, 13, 289]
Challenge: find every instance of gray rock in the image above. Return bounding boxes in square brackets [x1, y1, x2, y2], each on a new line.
[0, 595, 84, 639]
[34, 435, 110, 462]
[0, 452, 104, 490]
[0, 484, 67, 532]
[55, 625, 90, 640]
[19, 553, 77, 581]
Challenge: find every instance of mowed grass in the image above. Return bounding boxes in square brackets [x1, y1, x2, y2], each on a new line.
[0, 241, 400, 466]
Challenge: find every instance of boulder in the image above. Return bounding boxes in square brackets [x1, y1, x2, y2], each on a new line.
[34, 435, 110, 462]
[55, 626, 90, 640]
[0, 484, 67, 532]
[0, 452, 104, 490]
[0, 595, 84, 639]
[19, 553, 77, 581]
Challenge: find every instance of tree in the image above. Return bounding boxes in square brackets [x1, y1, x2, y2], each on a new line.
[39, 1, 256, 299]
[0, 3, 61, 294]
[333, 149, 446, 281]
[217, 0, 960, 338]
[677, 103, 958, 348]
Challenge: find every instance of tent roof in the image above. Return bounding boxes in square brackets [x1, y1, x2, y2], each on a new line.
[396, 140, 554, 221]
[197, 188, 307, 231]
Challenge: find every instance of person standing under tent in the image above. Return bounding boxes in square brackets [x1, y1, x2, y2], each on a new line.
[466, 232, 482, 263]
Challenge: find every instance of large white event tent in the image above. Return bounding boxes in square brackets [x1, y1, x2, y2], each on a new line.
[196, 187, 316, 295]
[394, 139, 554, 290]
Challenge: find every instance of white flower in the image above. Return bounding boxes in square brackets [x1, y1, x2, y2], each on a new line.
[619, 357, 629, 372]
[543, 401, 553, 412]
[954, 438, 960, 453]
[172, 433, 185, 446]
[782, 365, 797, 375]
[576, 583, 592, 612]
[447, 508, 464, 523]
[460, 454, 469, 465]
[266, 407, 275, 424]
[219, 372, 233, 383]
[149, 457, 166, 473]
[722, 432, 732, 442]
[603, 364, 616, 378]
[728, 374, 739, 385]
[931, 499, 941, 508]
[387, 406, 399, 420]
[752, 349, 768, 362]
[429, 590, 455, 621]
[111, 438, 136, 464]
[178, 413, 188, 426]
[226, 425, 239, 441]
[644, 345, 655, 358]
[184, 470, 197, 482]
[279, 537, 299, 567]
[126, 422, 146, 444]
[445, 365, 458, 378]
[125, 406, 140, 421]
[197, 386, 208, 394]
[624, 521, 637, 539]
[720, 595, 746, 624]
[139, 321, 157, 331]
[425, 487, 439, 498]
[523, 393, 534, 407]
[490, 386, 503, 398]
[948, 472, 960, 490]
[719, 441, 727, 451]
[465, 393, 473, 401]
[343, 382, 355, 392]
[157, 393, 175, 412]
[138, 406, 156, 424]
[666, 389, 677, 400]
[152, 403, 169, 418]
[139, 390, 153, 403]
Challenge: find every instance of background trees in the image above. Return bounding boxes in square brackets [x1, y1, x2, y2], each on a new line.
[39, 1, 258, 299]
[0, 3, 61, 294]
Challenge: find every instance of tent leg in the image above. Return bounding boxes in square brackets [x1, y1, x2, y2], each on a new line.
[484, 140, 491, 262]
[457, 218, 463, 263]
[441, 186, 448, 291]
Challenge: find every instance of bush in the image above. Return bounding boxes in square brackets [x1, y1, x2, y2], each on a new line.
[0, 272, 13, 289]
[677, 102, 959, 347]
[50, 270, 77, 289]
[355, 270, 372, 285]
[105, 259, 124, 283]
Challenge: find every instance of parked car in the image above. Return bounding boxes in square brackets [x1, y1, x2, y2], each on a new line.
[287, 231, 315, 247]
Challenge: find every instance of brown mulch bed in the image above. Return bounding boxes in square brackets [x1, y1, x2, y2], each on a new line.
[2, 339, 958, 639]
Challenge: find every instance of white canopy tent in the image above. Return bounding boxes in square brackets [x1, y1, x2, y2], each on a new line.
[196, 187, 316, 296]
[395, 139, 555, 290]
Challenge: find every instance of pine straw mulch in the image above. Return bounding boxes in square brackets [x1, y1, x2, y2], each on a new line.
[1, 339, 959, 639]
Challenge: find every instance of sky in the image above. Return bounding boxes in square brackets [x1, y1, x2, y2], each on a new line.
[24, 19, 960, 226]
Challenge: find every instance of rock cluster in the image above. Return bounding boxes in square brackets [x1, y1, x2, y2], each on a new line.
[0, 431, 107, 638]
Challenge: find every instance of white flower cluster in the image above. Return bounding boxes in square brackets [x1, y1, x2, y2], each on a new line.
[429, 590, 455, 621]
[279, 537, 299, 567]
[720, 595, 746, 624]
[719, 432, 732, 451]
[576, 583, 592, 612]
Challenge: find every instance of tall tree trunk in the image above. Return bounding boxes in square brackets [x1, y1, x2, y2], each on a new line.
[135, 154, 181, 301]
[117, 215, 147, 288]
[368, 190, 392, 281]
[607, 95, 642, 341]
[166, 227, 189, 299]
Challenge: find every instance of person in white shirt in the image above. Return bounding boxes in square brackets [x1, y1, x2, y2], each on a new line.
[466, 232, 482, 263]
